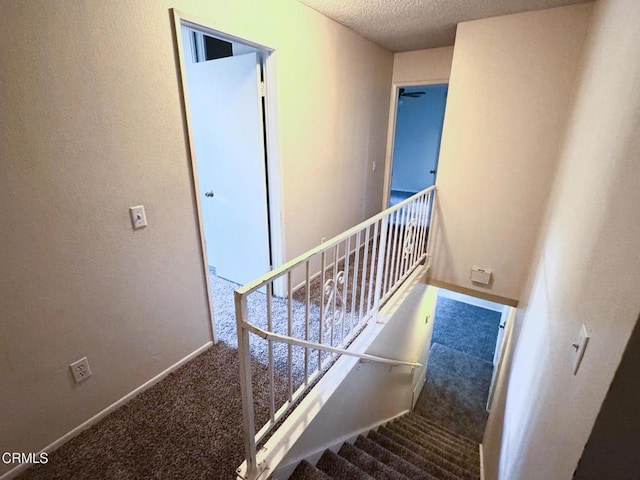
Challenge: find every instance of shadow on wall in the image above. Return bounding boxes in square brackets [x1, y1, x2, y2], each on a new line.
[573, 314, 640, 479]
[427, 199, 453, 286]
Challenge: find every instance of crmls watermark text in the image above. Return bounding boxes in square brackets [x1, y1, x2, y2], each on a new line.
[2, 452, 49, 465]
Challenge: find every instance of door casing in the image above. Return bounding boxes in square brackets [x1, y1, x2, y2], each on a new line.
[382, 80, 449, 210]
[170, 9, 285, 342]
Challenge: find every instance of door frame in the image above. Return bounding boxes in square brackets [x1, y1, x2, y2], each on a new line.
[382, 80, 449, 209]
[486, 306, 516, 412]
[170, 9, 285, 342]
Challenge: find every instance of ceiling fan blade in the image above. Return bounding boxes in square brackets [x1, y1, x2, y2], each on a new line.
[399, 91, 427, 98]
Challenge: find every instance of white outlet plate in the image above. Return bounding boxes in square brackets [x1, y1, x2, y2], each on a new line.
[129, 205, 147, 229]
[573, 324, 589, 375]
[471, 266, 492, 285]
[70, 357, 92, 383]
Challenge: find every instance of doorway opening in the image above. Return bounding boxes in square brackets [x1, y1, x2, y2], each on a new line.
[172, 11, 283, 343]
[413, 288, 514, 442]
[386, 83, 448, 208]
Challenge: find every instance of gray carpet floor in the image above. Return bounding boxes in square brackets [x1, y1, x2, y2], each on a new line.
[16, 255, 378, 480]
[414, 343, 494, 442]
[16, 235, 426, 480]
[17, 342, 288, 480]
[414, 296, 501, 442]
[431, 297, 501, 363]
[211, 251, 377, 392]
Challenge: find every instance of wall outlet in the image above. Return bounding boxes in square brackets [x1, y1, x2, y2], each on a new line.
[70, 357, 92, 383]
[372, 161, 377, 172]
[129, 205, 147, 229]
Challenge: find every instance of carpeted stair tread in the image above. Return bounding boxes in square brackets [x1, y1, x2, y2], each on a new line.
[399, 416, 479, 454]
[378, 426, 477, 480]
[354, 435, 439, 480]
[409, 414, 479, 446]
[411, 414, 478, 447]
[394, 419, 479, 465]
[286, 413, 481, 480]
[388, 421, 480, 469]
[368, 430, 464, 480]
[338, 442, 411, 480]
[316, 449, 374, 480]
[289, 460, 333, 480]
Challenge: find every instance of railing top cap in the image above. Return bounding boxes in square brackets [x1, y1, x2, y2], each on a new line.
[235, 185, 436, 296]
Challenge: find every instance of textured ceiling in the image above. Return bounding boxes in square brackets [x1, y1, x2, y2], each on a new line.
[298, 0, 591, 51]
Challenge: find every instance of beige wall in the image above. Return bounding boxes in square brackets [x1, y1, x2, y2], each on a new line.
[384, 47, 454, 208]
[392, 47, 454, 84]
[484, 0, 640, 478]
[0, 0, 392, 473]
[431, 4, 593, 301]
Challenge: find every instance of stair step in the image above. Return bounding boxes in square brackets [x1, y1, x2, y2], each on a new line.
[287, 413, 483, 480]
[289, 460, 333, 480]
[354, 435, 438, 480]
[378, 426, 478, 480]
[394, 419, 479, 463]
[316, 449, 374, 480]
[368, 430, 465, 480]
[410, 414, 478, 447]
[339, 442, 411, 480]
[388, 421, 480, 469]
[400, 416, 480, 455]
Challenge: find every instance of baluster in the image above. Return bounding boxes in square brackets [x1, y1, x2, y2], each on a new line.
[267, 282, 275, 421]
[366, 220, 379, 315]
[304, 261, 310, 383]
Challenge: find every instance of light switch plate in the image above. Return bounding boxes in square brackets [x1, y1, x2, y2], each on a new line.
[129, 205, 147, 229]
[573, 324, 589, 375]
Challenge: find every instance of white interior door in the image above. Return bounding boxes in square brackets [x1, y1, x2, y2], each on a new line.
[186, 52, 271, 285]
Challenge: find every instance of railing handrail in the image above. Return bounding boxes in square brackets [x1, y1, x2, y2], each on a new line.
[240, 320, 423, 369]
[236, 185, 437, 296]
[235, 185, 439, 479]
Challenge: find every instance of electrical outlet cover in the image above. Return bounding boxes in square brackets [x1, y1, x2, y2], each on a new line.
[70, 357, 92, 383]
[471, 266, 492, 285]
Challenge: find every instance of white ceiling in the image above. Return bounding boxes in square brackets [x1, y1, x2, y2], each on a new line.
[298, 0, 591, 52]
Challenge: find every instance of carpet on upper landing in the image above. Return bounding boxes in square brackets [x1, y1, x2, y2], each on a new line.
[414, 342, 493, 442]
[209, 240, 380, 391]
[432, 296, 501, 363]
[17, 342, 289, 480]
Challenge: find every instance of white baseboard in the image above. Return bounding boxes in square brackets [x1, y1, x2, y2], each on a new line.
[437, 288, 504, 312]
[0, 342, 213, 480]
[480, 443, 485, 480]
[272, 409, 410, 480]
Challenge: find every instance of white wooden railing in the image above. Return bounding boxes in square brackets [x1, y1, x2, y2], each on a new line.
[234, 186, 438, 479]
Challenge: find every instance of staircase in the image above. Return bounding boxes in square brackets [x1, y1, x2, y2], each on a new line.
[288, 413, 480, 480]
